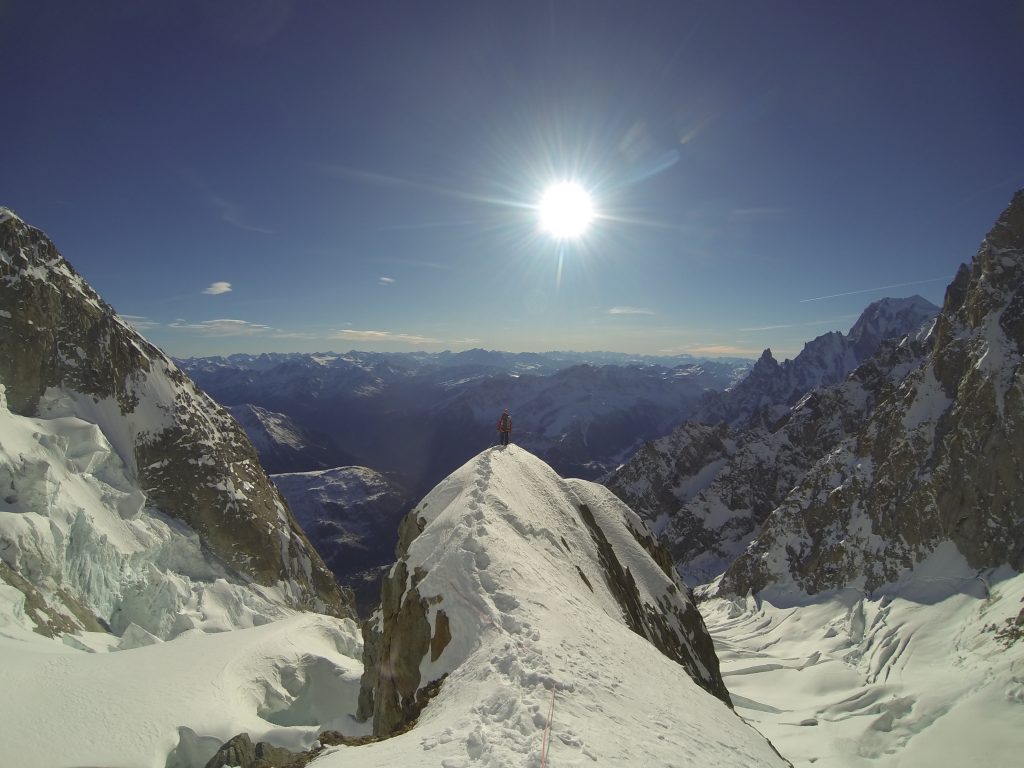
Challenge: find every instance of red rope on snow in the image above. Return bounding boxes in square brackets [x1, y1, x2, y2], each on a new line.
[540, 684, 556, 767]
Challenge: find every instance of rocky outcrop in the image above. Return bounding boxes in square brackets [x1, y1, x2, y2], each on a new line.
[721, 190, 1024, 596]
[572, 494, 730, 705]
[0, 208, 352, 619]
[356, 530, 442, 736]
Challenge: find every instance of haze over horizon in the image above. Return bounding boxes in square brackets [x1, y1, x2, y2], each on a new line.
[2, 1, 1022, 359]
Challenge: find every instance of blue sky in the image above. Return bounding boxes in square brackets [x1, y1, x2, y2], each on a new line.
[2, 1, 1023, 359]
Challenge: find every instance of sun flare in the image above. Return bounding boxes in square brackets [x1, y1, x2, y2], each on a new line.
[538, 182, 594, 239]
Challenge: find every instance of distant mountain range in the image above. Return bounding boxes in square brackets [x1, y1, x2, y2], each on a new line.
[178, 350, 752, 493]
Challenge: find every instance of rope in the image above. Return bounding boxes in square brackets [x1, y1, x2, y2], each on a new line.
[540, 684, 556, 767]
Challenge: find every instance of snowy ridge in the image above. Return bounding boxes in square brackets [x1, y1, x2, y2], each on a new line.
[357, 446, 787, 766]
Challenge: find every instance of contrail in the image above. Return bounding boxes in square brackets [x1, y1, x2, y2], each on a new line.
[800, 277, 949, 303]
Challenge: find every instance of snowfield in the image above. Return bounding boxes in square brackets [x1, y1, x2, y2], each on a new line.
[701, 545, 1024, 767]
[0, 612, 367, 768]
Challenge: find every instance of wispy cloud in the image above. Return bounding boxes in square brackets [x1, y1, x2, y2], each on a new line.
[800, 278, 948, 303]
[118, 314, 159, 331]
[378, 276, 396, 286]
[332, 328, 442, 345]
[170, 319, 273, 336]
[737, 315, 857, 332]
[608, 306, 656, 316]
[376, 256, 455, 271]
[203, 281, 233, 295]
[206, 195, 275, 234]
[319, 163, 511, 208]
[661, 343, 765, 358]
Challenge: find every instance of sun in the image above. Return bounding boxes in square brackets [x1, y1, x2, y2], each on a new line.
[538, 182, 594, 239]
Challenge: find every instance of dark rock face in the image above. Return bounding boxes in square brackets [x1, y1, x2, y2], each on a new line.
[0, 208, 352, 618]
[204, 733, 307, 768]
[357, 535, 438, 736]
[722, 190, 1024, 596]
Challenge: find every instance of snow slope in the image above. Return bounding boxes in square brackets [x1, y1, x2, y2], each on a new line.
[701, 548, 1024, 767]
[0, 610, 366, 768]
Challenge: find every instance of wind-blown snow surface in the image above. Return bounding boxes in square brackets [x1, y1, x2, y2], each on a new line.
[0, 611, 366, 768]
[700, 548, 1024, 767]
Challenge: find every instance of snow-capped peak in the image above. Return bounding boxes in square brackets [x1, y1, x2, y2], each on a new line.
[0, 207, 23, 226]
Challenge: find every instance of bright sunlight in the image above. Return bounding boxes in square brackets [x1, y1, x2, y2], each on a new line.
[538, 181, 594, 239]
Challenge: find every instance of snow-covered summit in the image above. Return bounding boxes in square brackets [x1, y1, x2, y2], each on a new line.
[846, 294, 938, 360]
[0, 206, 23, 226]
[355, 445, 788, 766]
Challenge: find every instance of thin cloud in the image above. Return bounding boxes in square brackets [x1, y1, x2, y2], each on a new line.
[203, 281, 233, 295]
[118, 314, 159, 331]
[800, 278, 948, 303]
[170, 319, 273, 336]
[206, 195, 275, 234]
[608, 306, 656, 316]
[376, 256, 455, 271]
[378, 276, 396, 286]
[665, 343, 766, 358]
[332, 328, 442, 345]
[738, 315, 857, 332]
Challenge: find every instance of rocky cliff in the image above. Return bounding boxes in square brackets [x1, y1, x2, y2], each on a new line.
[721, 190, 1024, 595]
[0, 208, 353, 632]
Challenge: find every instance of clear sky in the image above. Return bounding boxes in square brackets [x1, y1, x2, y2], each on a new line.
[2, 1, 1023, 359]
